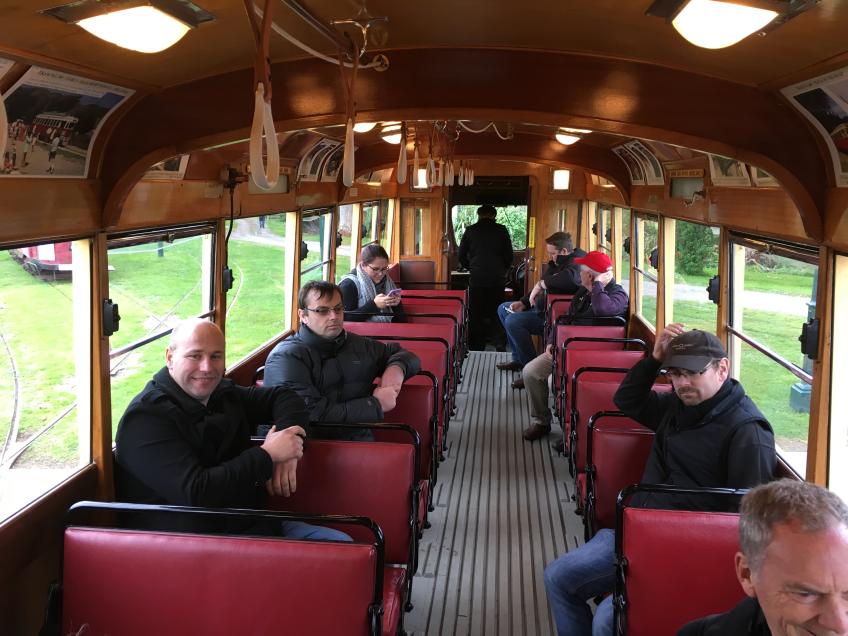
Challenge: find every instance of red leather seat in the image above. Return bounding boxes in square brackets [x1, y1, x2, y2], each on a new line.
[268, 439, 417, 629]
[616, 503, 743, 636]
[558, 348, 646, 454]
[585, 413, 654, 537]
[63, 508, 382, 636]
[552, 326, 626, 420]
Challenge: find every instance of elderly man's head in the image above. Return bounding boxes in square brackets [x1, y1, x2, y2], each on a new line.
[736, 479, 848, 636]
[166, 318, 225, 404]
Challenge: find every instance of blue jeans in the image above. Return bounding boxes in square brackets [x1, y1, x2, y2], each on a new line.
[496, 303, 544, 366]
[544, 528, 616, 636]
[280, 520, 353, 542]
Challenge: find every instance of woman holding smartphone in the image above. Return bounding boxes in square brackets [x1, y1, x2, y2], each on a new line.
[339, 243, 408, 323]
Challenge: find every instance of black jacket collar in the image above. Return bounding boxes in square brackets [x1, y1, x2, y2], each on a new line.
[296, 324, 349, 357]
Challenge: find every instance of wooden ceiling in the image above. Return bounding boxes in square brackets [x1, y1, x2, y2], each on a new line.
[2, 1, 846, 89]
[1, 1, 846, 239]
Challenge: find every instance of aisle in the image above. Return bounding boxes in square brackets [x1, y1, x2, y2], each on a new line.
[404, 351, 584, 636]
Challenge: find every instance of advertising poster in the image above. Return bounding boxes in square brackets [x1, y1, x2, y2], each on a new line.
[782, 66, 848, 187]
[1, 67, 133, 177]
[708, 154, 752, 187]
[612, 144, 646, 185]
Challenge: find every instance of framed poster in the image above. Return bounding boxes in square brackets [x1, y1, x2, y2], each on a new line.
[708, 154, 752, 187]
[612, 144, 646, 185]
[782, 66, 848, 187]
[625, 140, 665, 186]
[750, 166, 778, 188]
[298, 138, 340, 182]
[143, 155, 190, 180]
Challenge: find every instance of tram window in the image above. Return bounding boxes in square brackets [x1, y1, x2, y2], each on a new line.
[617, 207, 631, 289]
[451, 205, 528, 250]
[830, 254, 848, 498]
[669, 220, 719, 332]
[226, 214, 291, 362]
[335, 204, 354, 282]
[400, 199, 431, 256]
[360, 201, 388, 247]
[0, 239, 92, 522]
[107, 227, 216, 424]
[597, 205, 612, 254]
[300, 208, 334, 284]
[633, 213, 658, 328]
[727, 238, 818, 476]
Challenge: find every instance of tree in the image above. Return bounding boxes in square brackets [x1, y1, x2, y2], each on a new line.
[676, 222, 718, 276]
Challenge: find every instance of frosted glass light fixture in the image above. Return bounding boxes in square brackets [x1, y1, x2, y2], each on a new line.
[671, 0, 778, 49]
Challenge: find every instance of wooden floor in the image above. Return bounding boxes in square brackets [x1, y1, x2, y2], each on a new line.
[404, 351, 584, 636]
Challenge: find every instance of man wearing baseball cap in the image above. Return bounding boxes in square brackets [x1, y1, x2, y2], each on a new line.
[543, 323, 775, 636]
[521, 250, 629, 440]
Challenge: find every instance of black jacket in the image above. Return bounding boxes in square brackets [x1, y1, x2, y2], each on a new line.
[339, 273, 408, 322]
[677, 597, 770, 636]
[115, 367, 308, 509]
[458, 217, 514, 286]
[521, 249, 586, 312]
[613, 356, 776, 511]
[263, 325, 421, 422]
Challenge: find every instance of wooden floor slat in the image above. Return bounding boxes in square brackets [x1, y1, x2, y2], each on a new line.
[404, 351, 584, 636]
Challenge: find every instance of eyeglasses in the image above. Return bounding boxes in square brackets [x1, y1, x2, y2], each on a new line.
[366, 264, 390, 274]
[664, 365, 714, 381]
[303, 305, 345, 316]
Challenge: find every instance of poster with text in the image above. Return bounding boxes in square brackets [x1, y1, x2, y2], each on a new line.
[1, 67, 133, 177]
[612, 144, 646, 185]
[782, 66, 848, 187]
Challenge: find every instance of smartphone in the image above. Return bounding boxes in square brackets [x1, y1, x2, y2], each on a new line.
[387, 288, 402, 297]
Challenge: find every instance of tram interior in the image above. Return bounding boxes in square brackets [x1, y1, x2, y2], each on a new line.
[2, 0, 848, 634]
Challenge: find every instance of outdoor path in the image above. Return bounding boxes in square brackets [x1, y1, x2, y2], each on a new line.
[624, 280, 808, 316]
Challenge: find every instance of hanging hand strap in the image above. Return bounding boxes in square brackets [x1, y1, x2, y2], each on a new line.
[244, 0, 279, 189]
[0, 90, 8, 162]
[338, 48, 359, 186]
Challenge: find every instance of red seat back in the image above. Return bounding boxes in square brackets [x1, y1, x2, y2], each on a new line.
[63, 526, 377, 635]
[391, 381, 436, 480]
[588, 415, 654, 532]
[271, 440, 415, 565]
[559, 349, 645, 438]
[552, 326, 627, 414]
[344, 321, 455, 349]
[571, 380, 625, 476]
[619, 508, 743, 636]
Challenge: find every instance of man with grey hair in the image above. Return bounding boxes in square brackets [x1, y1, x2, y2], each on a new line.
[495, 231, 585, 372]
[678, 479, 848, 635]
[116, 318, 350, 541]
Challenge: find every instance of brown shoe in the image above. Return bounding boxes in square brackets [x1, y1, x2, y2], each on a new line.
[523, 423, 552, 441]
[496, 360, 523, 372]
[512, 377, 525, 389]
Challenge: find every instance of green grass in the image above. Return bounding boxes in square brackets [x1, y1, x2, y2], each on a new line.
[0, 253, 78, 466]
[676, 265, 814, 297]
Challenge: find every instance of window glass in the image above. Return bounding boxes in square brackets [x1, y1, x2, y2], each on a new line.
[618, 207, 631, 289]
[300, 209, 334, 284]
[728, 240, 817, 477]
[108, 229, 215, 424]
[0, 239, 91, 520]
[831, 254, 848, 496]
[558, 208, 567, 231]
[597, 205, 612, 254]
[360, 201, 387, 247]
[335, 204, 355, 282]
[451, 205, 528, 250]
[226, 214, 290, 362]
[401, 199, 431, 256]
[634, 214, 658, 327]
[552, 169, 571, 191]
[671, 220, 718, 332]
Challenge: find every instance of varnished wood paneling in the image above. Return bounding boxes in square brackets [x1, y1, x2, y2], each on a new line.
[117, 181, 226, 231]
[0, 179, 100, 244]
[825, 188, 848, 250]
[0, 465, 98, 635]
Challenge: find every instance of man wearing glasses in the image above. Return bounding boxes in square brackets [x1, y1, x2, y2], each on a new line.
[544, 324, 775, 636]
[263, 281, 420, 440]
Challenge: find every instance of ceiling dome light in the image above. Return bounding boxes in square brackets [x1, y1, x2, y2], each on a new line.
[381, 123, 402, 144]
[555, 132, 581, 146]
[353, 122, 377, 133]
[561, 127, 592, 135]
[671, 0, 778, 49]
[77, 6, 192, 53]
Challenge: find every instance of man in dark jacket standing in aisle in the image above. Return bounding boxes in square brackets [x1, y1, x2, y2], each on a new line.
[458, 204, 514, 351]
[495, 231, 584, 371]
[263, 280, 420, 440]
[115, 318, 350, 541]
[543, 323, 775, 636]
